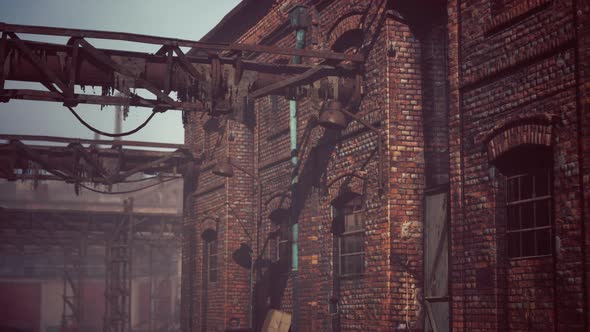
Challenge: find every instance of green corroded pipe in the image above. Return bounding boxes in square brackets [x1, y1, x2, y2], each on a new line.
[290, 9, 307, 331]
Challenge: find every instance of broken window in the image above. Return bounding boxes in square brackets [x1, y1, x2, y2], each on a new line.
[206, 240, 218, 283]
[333, 195, 364, 276]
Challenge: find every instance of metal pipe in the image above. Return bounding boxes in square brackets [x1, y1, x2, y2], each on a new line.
[288, 6, 308, 331]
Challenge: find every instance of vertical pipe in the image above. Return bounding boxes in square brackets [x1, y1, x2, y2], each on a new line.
[290, 19, 306, 332]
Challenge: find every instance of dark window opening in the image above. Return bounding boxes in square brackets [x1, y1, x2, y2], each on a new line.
[276, 216, 291, 270]
[206, 240, 218, 283]
[495, 145, 553, 259]
[333, 195, 364, 276]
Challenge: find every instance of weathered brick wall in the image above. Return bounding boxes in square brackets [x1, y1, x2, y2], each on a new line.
[386, 13, 426, 331]
[182, 0, 589, 331]
[184, 0, 451, 330]
[447, 0, 589, 331]
[576, 0, 590, 328]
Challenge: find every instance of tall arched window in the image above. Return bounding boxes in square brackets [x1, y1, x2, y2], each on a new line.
[201, 219, 218, 283]
[495, 145, 553, 258]
[205, 239, 218, 283]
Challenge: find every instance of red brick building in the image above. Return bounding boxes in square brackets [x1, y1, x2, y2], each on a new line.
[181, 0, 590, 331]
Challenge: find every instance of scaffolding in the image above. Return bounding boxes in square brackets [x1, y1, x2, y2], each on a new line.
[61, 230, 88, 330]
[103, 198, 134, 332]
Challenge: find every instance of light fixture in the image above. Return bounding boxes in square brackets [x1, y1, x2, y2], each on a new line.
[212, 157, 234, 177]
[318, 100, 347, 130]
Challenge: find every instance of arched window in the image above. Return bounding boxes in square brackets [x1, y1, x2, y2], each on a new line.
[332, 194, 364, 276]
[205, 239, 218, 283]
[495, 145, 552, 258]
[201, 217, 218, 283]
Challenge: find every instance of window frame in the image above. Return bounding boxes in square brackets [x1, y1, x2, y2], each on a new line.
[334, 195, 365, 277]
[276, 217, 292, 268]
[206, 239, 218, 283]
[505, 168, 552, 259]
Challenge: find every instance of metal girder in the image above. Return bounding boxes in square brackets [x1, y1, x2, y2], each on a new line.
[77, 39, 178, 109]
[1, 23, 364, 62]
[103, 198, 134, 332]
[0, 135, 192, 184]
[0, 89, 204, 111]
[0, 23, 361, 115]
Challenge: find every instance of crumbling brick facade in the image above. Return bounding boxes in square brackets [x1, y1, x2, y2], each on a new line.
[181, 0, 590, 331]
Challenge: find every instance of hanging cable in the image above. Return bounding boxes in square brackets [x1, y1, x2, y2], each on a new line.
[116, 175, 179, 183]
[78, 177, 178, 195]
[66, 106, 159, 138]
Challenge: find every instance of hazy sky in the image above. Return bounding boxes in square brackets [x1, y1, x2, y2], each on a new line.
[0, 0, 241, 144]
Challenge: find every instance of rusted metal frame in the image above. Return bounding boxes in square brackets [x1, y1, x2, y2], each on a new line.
[11, 140, 82, 183]
[104, 200, 132, 332]
[9, 38, 353, 75]
[0, 134, 184, 150]
[249, 66, 325, 99]
[7, 32, 70, 94]
[229, 42, 364, 62]
[78, 39, 179, 110]
[0, 89, 204, 112]
[165, 48, 173, 94]
[108, 153, 180, 183]
[339, 107, 384, 194]
[173, 46, 200, 80]
[64, 38, 79, 106]
[1, 23, 364, 62]
[68, 143, 111, 184]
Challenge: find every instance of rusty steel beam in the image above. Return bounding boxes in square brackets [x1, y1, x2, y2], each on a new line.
[0, 25, 361, 113]
[1, 89, 204, 112]
[0, 22, 364, 63]
[0, 137, 193, 184]
[249, 66, 326, 98]
[0, 134, 185, 150]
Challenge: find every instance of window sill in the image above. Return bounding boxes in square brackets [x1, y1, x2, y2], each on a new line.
[339, 273, 365, 281]
[508, 253, 552, 261]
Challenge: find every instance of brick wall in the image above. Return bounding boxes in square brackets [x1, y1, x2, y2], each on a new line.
[447, 0, 589, 331]
[182, 0, 590, 331]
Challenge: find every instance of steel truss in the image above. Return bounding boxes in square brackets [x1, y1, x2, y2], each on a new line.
[103, 198, 134, 332]
[0, 134, 191, 186]
[61, 229, 88, 330]
[0, 23, 361, 116]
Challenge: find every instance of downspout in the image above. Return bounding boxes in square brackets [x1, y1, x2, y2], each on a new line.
[288, 6, 309, 332]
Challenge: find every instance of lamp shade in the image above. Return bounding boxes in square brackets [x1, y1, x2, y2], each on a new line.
[318, 100, 347, 130]
[212, 157, 234, 177]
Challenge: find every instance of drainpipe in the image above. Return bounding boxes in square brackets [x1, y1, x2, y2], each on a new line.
[288, 6, 309, 332]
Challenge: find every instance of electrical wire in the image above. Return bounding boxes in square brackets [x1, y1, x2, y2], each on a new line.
[117, 175, 179, 183]
[78, 177, 178, 195]
[66, 106, 158, 138]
